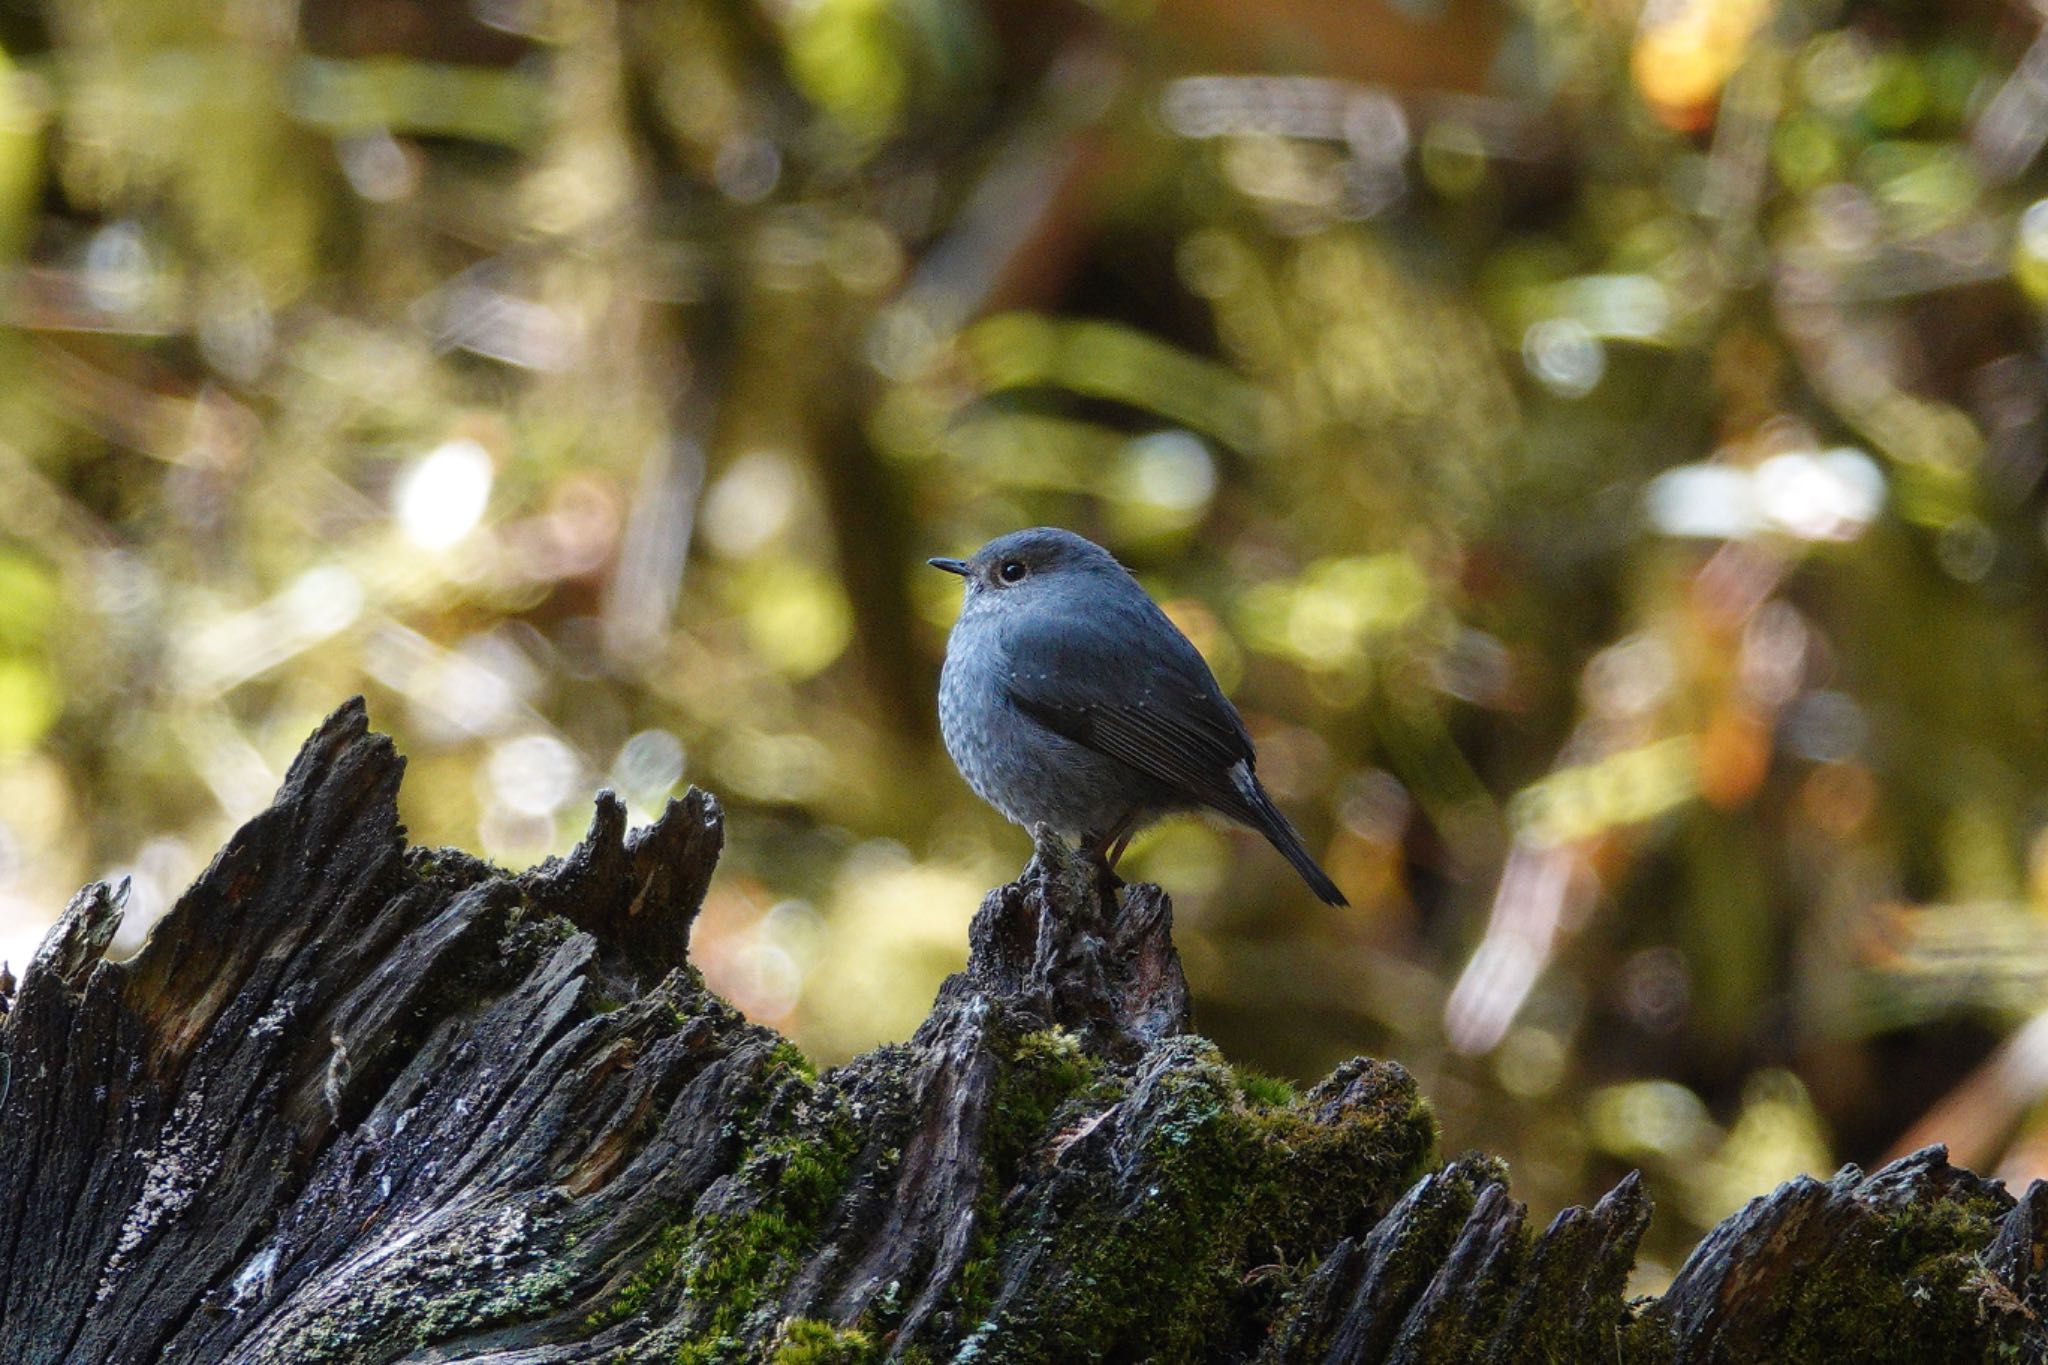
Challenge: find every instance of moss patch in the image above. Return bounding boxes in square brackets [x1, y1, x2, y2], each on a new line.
[937, 1025, 1122, 1336]
[769, 1040, 817, 1081]
[574, 1034, 864, 1360]
[1767, 1181, 2021, 1363]
[988, 1028, 1110, 1174]
[664, 1065, 865, 1360]
[587, 1221, 694, 1329]
[1231, 1065, 1299, 1110]
[961, 1040, 1437, 1362]
[770, 1316, 878, 1364]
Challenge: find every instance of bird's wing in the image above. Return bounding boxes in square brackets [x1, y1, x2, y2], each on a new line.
[1000, 599, 1258, 820]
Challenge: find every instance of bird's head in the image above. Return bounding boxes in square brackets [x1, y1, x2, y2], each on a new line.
[928, 528, 1127, 615]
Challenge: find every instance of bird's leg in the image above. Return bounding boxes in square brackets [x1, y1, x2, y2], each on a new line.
[1083, 812, 1138, 905]
[1105, 825, 1137, 870]
[1086, 812, 1137, 868]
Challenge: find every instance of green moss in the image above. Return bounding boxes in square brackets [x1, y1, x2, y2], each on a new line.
[935, 1026, 1118, 1337]
[673, 1209, 804, 1359]
[676, 1336, 743, 1365]
[498, 906, 579, 958]
[770, 1316, 878, 1364]
[987, 1028, 1106, 1170]
[770, 1040, 817, 1081]
[968, 1042, 1436, 1362]
[951, 1219, 1001, 1330]
[1230, 1087, 1440, 1288]
[1604, 1176, 2033, 1363]
[663, 1076, 865, 1359]
[1765, 1184, 2016, 1363]
[587, 1221, 694, 1329]
[579, 1034, 861, 1355]
[1012, 1025, 1086, 1070]
[661, 1195, 855, 1359]
[1267, 1158, 1510, 1363]
[1231, 1065, 1299, 1109]
[1615, 1301, 1676, 1364]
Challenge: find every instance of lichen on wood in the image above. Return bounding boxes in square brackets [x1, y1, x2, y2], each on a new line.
[1, 699, 2045, 1363]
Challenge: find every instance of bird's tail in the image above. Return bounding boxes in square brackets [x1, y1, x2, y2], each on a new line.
[1230, 764, 1348, 907]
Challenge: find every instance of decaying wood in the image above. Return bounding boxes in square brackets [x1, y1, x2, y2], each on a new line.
[1, 699, 2043, 1362]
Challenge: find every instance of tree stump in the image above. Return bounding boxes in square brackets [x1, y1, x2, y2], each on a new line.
[0, 699, 2042, 1362]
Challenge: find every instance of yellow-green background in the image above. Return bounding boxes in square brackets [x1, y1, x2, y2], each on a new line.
[4, 0, 2047, 1277]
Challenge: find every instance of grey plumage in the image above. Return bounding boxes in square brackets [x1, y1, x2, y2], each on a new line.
[932, 527, 1348, 907]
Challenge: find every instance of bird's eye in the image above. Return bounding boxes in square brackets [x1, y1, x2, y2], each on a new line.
[998, 560, 1028, 584]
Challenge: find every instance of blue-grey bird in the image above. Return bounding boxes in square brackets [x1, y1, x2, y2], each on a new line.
[930, 527, 1347, 906]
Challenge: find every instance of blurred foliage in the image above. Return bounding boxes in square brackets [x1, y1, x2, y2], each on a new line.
[9, 0, 2048, 1267]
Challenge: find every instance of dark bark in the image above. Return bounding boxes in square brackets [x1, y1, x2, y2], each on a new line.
[0, 699, 2042, 1363]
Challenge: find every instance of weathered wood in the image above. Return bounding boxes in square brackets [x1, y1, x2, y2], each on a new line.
[0, 699, 2043, 1362]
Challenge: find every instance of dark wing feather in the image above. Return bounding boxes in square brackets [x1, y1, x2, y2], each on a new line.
[1000, 596, 1258, 821]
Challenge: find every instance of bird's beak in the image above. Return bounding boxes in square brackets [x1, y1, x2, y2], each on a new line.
[927, 557, 970, 576]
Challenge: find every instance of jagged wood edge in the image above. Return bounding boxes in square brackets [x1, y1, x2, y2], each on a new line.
[0, 699, 2042, 1364]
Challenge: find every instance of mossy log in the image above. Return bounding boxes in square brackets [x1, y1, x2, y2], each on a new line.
[0, 699, 2043, 1363]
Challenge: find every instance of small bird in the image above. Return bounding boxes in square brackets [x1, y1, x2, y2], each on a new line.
[931, 527, 1347, 906]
